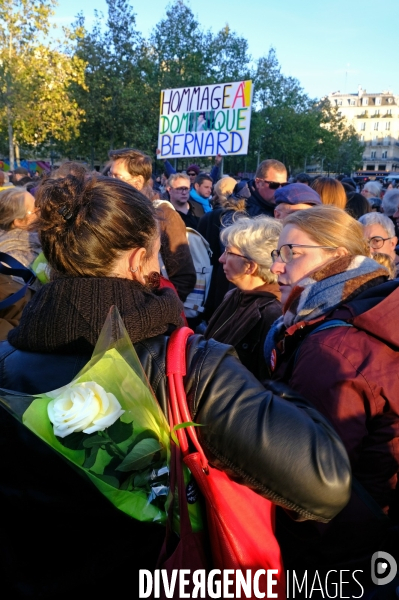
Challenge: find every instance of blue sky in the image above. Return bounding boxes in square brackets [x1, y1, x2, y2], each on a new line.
[53, 0, 398, 100]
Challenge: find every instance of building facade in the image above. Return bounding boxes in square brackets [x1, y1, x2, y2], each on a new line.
[328, 87, 399, 173]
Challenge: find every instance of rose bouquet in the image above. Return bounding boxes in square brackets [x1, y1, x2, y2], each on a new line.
[0, 307, 171, 524]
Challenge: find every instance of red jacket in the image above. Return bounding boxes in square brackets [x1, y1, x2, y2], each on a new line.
[273, 280, 399, 571]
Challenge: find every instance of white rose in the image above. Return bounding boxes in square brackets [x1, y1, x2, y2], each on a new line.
[47, 381, 125, 438]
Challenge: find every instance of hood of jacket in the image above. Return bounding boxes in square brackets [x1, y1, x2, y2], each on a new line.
[334, 279, 399, 349]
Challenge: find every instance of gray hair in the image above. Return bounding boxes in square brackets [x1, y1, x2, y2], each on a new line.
[358, 212, 395, 238]
[167, 172, 190, 187]
[0, 187, 28, 230]
[220, 215, 282, 283]
[381, 190, 399, 216]
[363, 181, 382, 197]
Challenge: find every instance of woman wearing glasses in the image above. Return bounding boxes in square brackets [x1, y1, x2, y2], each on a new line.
[359, 212, 398, 265]
[265, 205, 399, 590]
[205, 216, 282, 380]
[0, 187, 40, 267]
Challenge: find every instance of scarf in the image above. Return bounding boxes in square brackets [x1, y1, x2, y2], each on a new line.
[264, 255, 389, 367]
[9, 276, 184, 354]
[189, 189, 212, 213]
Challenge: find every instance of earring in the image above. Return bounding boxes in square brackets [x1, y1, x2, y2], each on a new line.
[129, 266, 138, 273]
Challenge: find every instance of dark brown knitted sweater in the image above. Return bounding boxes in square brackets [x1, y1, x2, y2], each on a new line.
[8, 276, 184, 354]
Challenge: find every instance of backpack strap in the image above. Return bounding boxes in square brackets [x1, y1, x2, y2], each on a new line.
[0, 253, 36, 310]
[293, 319, 354, 370]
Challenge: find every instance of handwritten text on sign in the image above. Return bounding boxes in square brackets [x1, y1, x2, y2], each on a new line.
[157, 80, 253, 159]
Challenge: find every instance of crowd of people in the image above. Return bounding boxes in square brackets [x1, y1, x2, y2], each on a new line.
[0, 150, 398, 599]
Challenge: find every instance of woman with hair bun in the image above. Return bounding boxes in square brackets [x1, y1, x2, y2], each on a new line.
[0, 175, 351, 598]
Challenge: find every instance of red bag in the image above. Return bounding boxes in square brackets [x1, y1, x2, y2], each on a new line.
[158, 327, 286, 600]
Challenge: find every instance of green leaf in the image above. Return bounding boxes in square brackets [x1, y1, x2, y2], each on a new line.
[123, 429, 159, 455]
[119, 474, 134, 491]
[170, 430, 179, 446]
[116, 438, 162, 472]
[130, 429, 159, 446]
[93, 473, 120, 488]
[173, 421, 204, 431]
[83, 434, 107, 449]
[133, 471, 150, 487]
[58, 431, 85, 450]
[106, 419, 134, 443]
[83, 447, 99, 469]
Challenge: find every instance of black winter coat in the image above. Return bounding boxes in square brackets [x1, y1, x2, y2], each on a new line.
[245, 179, 276, 218]
[0, 330, 351, 597]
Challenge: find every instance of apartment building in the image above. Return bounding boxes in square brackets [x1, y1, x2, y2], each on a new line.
[328, 87, 399, 172]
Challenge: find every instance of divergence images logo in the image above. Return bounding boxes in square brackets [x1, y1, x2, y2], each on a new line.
[371, 551, 398, 586]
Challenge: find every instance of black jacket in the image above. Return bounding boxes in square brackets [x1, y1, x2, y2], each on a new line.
[245, 179, 276, 218]
[0, 334, 351, 597]
[205, 286, 282, 380]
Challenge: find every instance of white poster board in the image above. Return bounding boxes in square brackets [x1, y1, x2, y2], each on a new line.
[157, 80, 253, 159]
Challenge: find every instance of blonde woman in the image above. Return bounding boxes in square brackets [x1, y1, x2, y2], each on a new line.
[266, 205, 399, 590]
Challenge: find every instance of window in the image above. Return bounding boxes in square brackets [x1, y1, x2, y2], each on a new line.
[374, 122, 379, 130]
[382, 151, 388, 158]
[375, 97, 381, 106]
[386, 122, 391, 130]
[371, 151, 376, 158]
[387, 109, 392, 115]
[359, 122, 366, 131]
[351, 100, 356, 106]
[360, 135, 365, 142]
[362, 97, 369, 106]
[374, 109, 380, 116]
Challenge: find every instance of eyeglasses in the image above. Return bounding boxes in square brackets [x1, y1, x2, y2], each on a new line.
[173, 186, 190, 193]
[258, 179, 289, 190]
[187, 172, 197, 177]
[368, 236, 393, 249]
[223, 247, 252, 261]
[271, 244, 337, 264]
[26, 207, 39, 216]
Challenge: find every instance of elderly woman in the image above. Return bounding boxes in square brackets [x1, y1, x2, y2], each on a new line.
[266, 205, 399, 592]
[361, 180, 382, 202]
[0, 174, 350, 598]
[205, 215, 282, 380]
[0, 187, 41, 267]
[359, 212, 398, 262]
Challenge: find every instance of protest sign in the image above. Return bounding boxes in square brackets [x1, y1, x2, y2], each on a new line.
[157, 80, 253, 159]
